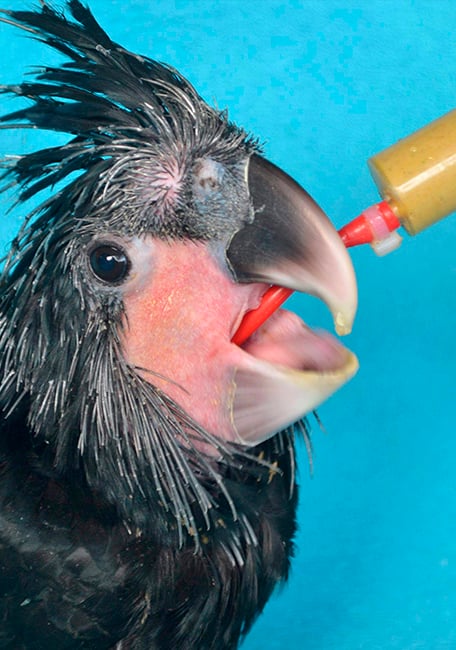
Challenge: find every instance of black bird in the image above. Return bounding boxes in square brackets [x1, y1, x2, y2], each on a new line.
[0, 2, 358, 649]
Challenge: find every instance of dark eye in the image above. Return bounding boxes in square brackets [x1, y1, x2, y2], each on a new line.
[89, 244, 130, 284]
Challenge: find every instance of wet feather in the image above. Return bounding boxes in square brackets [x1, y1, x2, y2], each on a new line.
[0, 3, 300, 648]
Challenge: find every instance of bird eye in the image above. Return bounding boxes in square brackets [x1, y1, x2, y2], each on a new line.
[89, 244, 130, 284]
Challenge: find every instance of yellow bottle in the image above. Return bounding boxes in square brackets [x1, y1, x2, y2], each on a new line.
[368, 109, 456, 235]
[339, 109, 456, 254]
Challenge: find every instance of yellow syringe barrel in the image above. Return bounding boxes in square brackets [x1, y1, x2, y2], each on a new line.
[368, 109, 456, 235]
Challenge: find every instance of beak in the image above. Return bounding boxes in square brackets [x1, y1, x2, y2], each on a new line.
[227, 154, 357, 336]
[225, 154, 359, 445]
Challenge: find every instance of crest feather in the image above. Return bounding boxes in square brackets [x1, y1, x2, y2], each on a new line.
[0, 0, 256, 216]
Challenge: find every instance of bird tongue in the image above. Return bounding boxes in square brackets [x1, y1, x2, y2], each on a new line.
[230, 303, 357, 446]
[240, 308, 348, 372]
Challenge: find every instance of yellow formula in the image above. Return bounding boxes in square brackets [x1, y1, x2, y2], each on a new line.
[368, 109, 456, 235]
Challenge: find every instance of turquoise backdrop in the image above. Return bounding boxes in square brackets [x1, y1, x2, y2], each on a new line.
[1, 2, 455, 648]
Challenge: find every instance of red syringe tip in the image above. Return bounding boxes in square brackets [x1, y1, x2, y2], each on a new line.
[231, 286, 293, 346]
[231, 200, 402, 346]
[339, 201, 401, 247]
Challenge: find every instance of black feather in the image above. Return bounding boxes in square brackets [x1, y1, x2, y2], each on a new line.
[0, 0, 259, 239]
[0, 3, 299, 649]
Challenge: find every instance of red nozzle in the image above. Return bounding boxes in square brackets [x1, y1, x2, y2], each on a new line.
[231, 200, 401, 346]
[231, 286, 293, 346]
[339, 201, 400, 247]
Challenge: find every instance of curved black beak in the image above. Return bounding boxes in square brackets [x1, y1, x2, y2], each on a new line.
[227, 154, 357, 335]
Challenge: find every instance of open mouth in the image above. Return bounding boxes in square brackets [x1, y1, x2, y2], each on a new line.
[237, 307, 351, 372]
[229, 285, 358, 446]
[224, 154, 359, 445]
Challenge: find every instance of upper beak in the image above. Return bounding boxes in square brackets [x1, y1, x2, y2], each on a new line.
[227, 154, 357, 336]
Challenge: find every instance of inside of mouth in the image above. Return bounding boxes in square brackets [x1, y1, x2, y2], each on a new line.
[238, 308, 350, 373]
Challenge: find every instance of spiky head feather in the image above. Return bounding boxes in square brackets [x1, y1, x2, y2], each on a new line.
[0, 1, 297, 554]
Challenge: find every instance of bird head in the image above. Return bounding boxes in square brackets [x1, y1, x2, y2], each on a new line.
[0, 1, 357, 543]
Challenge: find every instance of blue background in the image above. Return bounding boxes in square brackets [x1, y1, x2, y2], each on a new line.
[1, 2, 455, 648]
